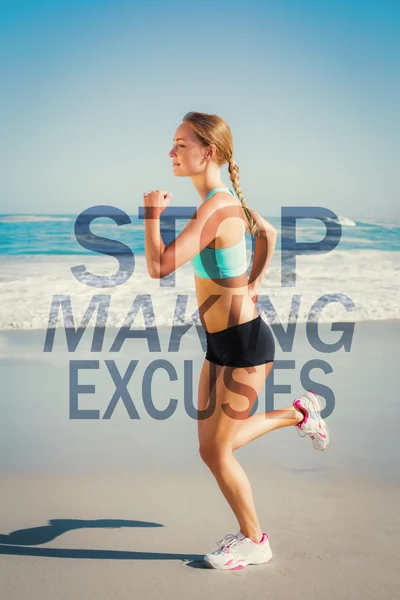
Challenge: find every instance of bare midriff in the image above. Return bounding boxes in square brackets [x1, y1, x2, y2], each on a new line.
[194, 272, 259, 333]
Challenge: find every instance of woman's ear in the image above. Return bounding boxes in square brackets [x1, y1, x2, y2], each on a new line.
[207, 145, 217, 159]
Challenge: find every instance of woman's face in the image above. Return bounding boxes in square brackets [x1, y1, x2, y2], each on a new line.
[169, 122, 210, 176]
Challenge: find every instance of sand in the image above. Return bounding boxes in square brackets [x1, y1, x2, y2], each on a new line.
[0, 321, 399, 599]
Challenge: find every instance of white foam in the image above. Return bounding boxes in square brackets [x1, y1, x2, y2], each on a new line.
[325, 215, 356, 227]
[0, 250, 399, 330]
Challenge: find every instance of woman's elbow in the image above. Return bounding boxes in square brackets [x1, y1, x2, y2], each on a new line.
[259, 224, 277, 240]
[270, 227, 278, 239]
[147, 263, 161, 278]
[149, 262, 173, 279]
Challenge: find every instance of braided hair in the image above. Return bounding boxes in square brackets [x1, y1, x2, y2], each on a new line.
[183, 111, 260, 236]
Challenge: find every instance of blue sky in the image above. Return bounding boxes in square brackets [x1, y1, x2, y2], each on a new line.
[0, 0, 399, 218]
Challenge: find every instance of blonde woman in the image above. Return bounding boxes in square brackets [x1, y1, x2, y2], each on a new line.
[144, 112, 330, 570]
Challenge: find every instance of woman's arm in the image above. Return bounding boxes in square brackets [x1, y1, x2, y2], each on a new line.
[248, 232, 277, 294]
[247, 213, 278, 299]
[143, 189, 232, 279]
[144, 206, 165, 279]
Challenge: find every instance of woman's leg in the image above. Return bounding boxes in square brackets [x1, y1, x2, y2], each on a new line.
[197, 359, 304, 451]
[197, 358, 223, 443]
[232, 398, 304, 450]
[198, 362, 272, 543]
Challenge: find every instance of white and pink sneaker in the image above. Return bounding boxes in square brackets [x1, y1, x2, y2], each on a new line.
[203, 531, 273, 570]
[294, 390, 330, 451]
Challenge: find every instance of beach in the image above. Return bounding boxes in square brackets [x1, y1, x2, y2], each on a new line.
[0, 215, 399, 597]
[0, 321, 399, 599]
[2, 0, 400, 592]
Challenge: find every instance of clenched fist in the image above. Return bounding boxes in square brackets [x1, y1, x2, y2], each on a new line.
[143, 189, 172, 215]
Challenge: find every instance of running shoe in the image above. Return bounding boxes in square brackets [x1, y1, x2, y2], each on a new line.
[203, 531, 273, 570]
[293, 390, 330, 451]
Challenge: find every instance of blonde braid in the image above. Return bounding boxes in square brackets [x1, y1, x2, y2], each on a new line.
[228, 158, 259, 236]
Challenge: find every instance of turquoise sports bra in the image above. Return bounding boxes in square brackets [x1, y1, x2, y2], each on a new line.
[190, 186, 248, 279]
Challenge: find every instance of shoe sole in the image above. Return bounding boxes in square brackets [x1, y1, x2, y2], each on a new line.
[204, 552, 273, 570]
[307, 391, 330, 450]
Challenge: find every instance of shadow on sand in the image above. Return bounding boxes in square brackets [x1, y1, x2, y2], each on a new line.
[0, 518, 205, 567]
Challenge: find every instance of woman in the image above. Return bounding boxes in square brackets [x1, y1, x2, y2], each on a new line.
[143, 111, 330, 571]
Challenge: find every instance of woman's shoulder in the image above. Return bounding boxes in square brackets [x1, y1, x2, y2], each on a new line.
[205, 190, 251, 238]
[209, 189, 253, 234]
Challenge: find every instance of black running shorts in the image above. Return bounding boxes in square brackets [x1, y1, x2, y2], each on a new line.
[205, 315, 275, 367]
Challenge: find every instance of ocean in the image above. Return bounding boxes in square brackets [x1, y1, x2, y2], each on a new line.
[0, 213, 399, 330]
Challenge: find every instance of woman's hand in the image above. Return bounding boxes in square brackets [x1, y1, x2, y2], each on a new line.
[143, 189, 172, 216]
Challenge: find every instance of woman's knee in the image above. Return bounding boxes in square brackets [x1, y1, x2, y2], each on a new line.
[199, 442, 213, 465]
[199, 441, 231, 468]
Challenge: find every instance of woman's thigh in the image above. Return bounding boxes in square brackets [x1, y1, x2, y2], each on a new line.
[198, 362, 271, 453]
[197, 358, 223, 442]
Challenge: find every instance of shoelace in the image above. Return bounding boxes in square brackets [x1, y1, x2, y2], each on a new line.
[297, 423, 318, 440]
[216, 533, 241, 553]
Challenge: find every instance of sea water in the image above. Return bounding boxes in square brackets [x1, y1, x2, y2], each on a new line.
[0, 213, 399, 329]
